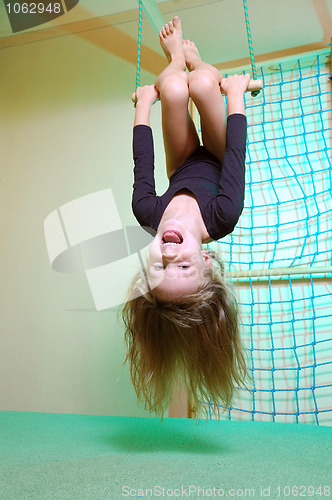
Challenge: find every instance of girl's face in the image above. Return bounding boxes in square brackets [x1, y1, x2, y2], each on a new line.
[147, 219, 212, 300]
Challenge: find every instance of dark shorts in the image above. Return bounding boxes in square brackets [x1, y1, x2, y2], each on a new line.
[168, 146, 222, 198]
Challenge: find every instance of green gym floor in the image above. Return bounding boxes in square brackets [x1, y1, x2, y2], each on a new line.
[1, 412, 331, 499]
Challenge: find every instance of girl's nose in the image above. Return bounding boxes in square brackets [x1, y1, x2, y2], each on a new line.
[162, 248, 178, 260]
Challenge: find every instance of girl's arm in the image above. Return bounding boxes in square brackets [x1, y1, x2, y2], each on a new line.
[134, 85, 159, 127]
[207, 75, 250, 240]
[132, 85, 160, 232]
[220, 73, 250, 116]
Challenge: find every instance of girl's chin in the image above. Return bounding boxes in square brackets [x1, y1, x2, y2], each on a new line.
[159, 219, 186, 234]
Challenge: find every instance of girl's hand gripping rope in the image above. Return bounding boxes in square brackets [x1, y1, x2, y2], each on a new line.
[220, 73, 262, 97]
[220, 73, 251, 116]
[220, 73, 251, 96]
[132, 85, 160, 105]
[133, 85, 160, 127]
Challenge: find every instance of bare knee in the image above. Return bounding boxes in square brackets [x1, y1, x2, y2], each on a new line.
[188, 68, 221, 101]
[156, 74, 189, 103]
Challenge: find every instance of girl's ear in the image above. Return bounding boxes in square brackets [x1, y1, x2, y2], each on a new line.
[201, 250, 214, 270]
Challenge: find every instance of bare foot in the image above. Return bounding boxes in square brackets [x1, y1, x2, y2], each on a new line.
[183, 39, 222, 83]
[159, 16, 185, 70]
[183, 40, 202, 72]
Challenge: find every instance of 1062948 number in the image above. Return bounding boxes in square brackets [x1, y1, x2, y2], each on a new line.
[6, 3, 62, 14]
[277, 485, 331, 497]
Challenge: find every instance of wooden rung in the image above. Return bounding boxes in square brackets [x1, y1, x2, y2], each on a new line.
[242, 78, 263, 94]
[131, 78, 263, 103]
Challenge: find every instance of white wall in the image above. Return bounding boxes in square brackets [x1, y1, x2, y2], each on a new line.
[0, 29, 165, 416]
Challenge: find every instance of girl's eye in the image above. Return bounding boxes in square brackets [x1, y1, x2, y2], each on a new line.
[178, 265, 190, 269]
[154, 265, 164, 270]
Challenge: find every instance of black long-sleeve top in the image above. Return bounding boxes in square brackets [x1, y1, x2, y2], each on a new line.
[132, 113, 247, 241]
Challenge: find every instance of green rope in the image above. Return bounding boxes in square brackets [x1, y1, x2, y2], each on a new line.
[242, 0, 260, 97]
[135, 0, 143, 92]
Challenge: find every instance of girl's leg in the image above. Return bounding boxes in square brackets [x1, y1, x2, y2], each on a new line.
[184, 40, 227, 163]
[155, 18, 200, 179]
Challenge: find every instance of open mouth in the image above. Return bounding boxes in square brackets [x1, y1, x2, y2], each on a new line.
[162, 230, 183, 245]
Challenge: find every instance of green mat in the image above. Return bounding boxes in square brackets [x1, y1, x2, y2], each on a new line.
[1, 412, 331, 499]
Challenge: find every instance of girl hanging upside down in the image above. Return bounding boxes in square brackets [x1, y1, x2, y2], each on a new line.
[122, 16, 251, 418]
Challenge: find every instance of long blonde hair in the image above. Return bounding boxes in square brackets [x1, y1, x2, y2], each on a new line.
[121, 250, 248, 418]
